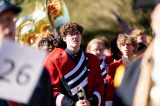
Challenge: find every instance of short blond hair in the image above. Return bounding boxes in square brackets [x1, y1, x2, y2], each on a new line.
[86, 38, 105, 52]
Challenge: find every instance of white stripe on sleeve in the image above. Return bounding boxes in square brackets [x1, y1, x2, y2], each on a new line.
[93, 91, 101, 106]
[56, 93, 65, 106]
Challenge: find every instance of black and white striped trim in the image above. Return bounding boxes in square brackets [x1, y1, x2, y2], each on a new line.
[64, 52, 89, 95]
[100, 59, 107, 84]
[93, 91, 101, 106]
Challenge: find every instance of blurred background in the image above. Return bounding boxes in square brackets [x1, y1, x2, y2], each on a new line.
[10, 0, 152, 47]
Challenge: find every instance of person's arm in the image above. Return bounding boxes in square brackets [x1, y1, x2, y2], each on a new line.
[106, 74, 114, 101]
[89, 57, 104, 106]
[44, 57, 76, 106]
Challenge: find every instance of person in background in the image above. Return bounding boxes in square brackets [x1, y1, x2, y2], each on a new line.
[105, 33, 137, 106]
[34, 31, 56, 52]
[86, 38, 113, 83]
[45, 22, 104, 106]
[0, 0, 53, 106]
[34, 26, 66, 53]
[130, 28, 147, 53]
[94, 35, 112, 57]
[86, 38, 113, 106]
[0, 0, 20, 105]
[95, 35, 114, 64]
[113, 1, 160, 106]
[0, 0, 21, 42]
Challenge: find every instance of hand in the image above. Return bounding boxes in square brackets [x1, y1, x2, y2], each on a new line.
[76, 99, 91, 106]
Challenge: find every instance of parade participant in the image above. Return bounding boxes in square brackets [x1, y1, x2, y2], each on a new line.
[113, 0, 160, 105]
[34, 27, 66, 53]
[86, 38, 113, 84]
[0, 0, 21, 42]
[94, 35, 112, 57]
[0, 0, 53, 106]
[45, 22, 104, 106]
[0, 0, 21, 105]
[86, 38, 114, 106]
[34, 31, 57, 52]
[130, 28, 147, 53]
[105, 33, 137, 106]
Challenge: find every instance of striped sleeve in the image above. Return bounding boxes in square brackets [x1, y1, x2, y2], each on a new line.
[93, 91, 101, 106]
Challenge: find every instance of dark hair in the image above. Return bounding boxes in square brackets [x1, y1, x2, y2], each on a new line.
[53, 26, 66, 48]
[38, 33, 55, 52]
[59, 22, 83, 37]
[37, 28, 66, 52]
[137, 42, 147, 52]
[111, 38, 122, 60]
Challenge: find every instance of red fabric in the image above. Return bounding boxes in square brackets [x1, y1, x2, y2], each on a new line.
[105, 55, 114, 65]
[44, 48, 104, 105]
[9, 101, 19, 106]
[105, 59, 125, 101]
[44, 48, 64, 97]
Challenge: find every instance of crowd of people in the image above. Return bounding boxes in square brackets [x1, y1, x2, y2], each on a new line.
[0, 0, 160, 106]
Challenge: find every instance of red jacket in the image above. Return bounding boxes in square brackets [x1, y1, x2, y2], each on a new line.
[105, 56, 114, 66]
[106, 59, 125, 101]
[45, 48, 104, 106]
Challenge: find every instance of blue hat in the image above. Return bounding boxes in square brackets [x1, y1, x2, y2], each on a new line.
[0, 0, 21, 14]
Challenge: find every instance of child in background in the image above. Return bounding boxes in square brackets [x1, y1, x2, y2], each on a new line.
[105, 33, 137, 106]
[131, 29, 147, 52]
[95, 35, 112, 57]
[87, 38, 108, 84]
[34, 31, 56, 52]
[86, 38, 114, 106]
[34, 28, 66, 52]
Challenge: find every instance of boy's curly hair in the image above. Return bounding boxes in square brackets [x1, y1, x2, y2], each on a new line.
[117, 33, 137, 50]
[59, 22, 83, 37]
[36, 29, 66, 52]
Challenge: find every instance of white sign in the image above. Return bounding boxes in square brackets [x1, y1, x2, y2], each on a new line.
[0, 40, 46, 104]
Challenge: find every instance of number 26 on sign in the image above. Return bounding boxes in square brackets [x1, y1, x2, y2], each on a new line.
[0, 58, 32, 86]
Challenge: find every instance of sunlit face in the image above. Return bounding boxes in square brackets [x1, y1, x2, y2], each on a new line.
[0, 10, 16, 41]
[90, 43, 105, 59]
[120, 43, 135, 58]
[63, 31, 81, 52]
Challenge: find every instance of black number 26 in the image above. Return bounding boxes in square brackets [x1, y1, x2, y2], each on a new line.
[0, 58, 32, 85]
